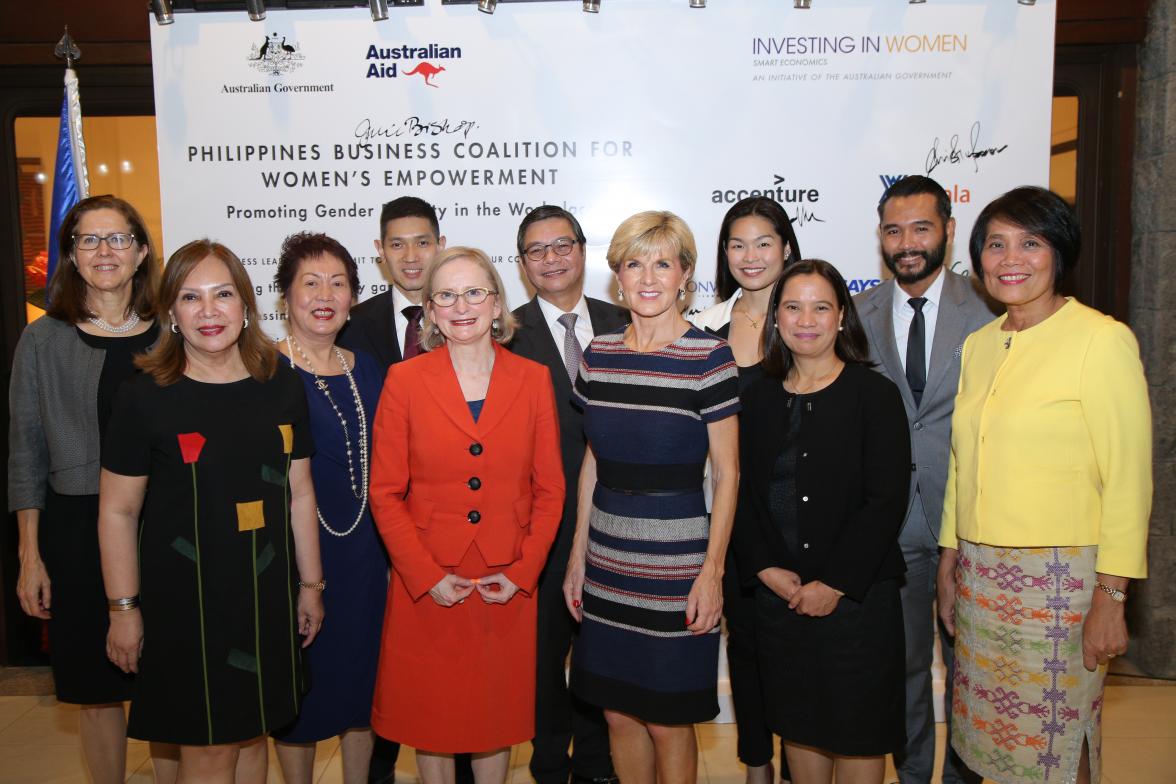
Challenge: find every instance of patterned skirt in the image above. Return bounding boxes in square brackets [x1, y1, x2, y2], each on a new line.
[569, 485, 720, 725]
[951, 541, 1104, 784]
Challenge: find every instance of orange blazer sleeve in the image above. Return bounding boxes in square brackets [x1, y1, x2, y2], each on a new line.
[370, 362, 448, 600]
[501, 365, 565, 595]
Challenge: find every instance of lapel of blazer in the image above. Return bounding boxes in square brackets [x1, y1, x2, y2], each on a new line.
[385, 294, 404, 365]
[417, 346, 479, 439]
[519, 297, 572, 394]
[587, 296, 628, 335]
[476, 343, 526, 438]
[862, 281, 917, 411]
[923, 272, 969, 406]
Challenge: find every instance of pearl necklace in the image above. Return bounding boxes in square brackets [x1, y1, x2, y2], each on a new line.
[88, 310, 141, 334]
[286, 336, 369, 537]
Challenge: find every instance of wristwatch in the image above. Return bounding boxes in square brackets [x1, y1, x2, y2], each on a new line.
[1096, 581, 1127, 603]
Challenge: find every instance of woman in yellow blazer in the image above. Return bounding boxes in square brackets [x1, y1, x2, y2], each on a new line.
[936, 187, 1150, 784]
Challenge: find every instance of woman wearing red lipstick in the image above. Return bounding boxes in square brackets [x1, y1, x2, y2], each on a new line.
[936, 187, 1151, 784]
[99, 240, 324, 783]
[9, 195, 164, 784]
[271, 233, 387, 784]
[689, 196, 801, 784]
[735, 260, 910, 784]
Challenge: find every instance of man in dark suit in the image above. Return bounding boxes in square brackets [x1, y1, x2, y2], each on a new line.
[340, 196, 446, 371]
[854, 176, 996, 784]
[509, 205, 626, 784]
[338, 195, 445, 784]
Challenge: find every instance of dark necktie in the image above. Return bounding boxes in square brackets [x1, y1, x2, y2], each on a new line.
[906, 297, 927, 407]
[402, 305, 423, 360]
[557, 312, 582, 385]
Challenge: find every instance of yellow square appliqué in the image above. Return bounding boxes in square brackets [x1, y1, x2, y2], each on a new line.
[278, 424, 294, 454]
[237, 500, 265, 532]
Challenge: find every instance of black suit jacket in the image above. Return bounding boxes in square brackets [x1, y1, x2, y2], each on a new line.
[508, 296, 628, 576]
[734, 364, 911, 601]
[338, 290, 403, 372]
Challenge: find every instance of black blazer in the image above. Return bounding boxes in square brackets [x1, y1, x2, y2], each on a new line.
[338, 290, 403, 372]
[734, 363, 911, 601]
[508, 296, 628, 574]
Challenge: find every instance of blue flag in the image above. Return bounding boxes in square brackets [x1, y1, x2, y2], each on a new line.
[46, 68, 89, 293]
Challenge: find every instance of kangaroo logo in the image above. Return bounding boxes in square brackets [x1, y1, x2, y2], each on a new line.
[404, 62, 445, 88]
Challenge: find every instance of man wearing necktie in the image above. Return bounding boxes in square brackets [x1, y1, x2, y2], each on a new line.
[508, 205, 627, 784]
[341, 196, 447, 372]
[854, 176, 996, 784]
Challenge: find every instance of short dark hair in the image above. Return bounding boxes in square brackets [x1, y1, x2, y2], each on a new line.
[46, 194, 160, 324]
[378, 196, 440, 241]
[877, 175, 952, 224]
[275, 232, 360, 298]
[516, 205, 587, 258]
[969, 186, 1079, 293]
[715, 197, 802, 301]
[761, 259, 874, 380]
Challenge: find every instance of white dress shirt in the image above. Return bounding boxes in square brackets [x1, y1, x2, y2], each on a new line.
[536, 294, 595, 365]
[890, 266, 945, 376]
[391, 286, 420, 355]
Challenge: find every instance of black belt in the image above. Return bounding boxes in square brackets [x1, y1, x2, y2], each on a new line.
[597, 482, 700, 497]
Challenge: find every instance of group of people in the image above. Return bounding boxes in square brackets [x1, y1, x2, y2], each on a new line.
[8, 175, 1150, 784]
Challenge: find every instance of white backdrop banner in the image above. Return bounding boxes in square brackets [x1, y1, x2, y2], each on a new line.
[151, 0, 1055, 336]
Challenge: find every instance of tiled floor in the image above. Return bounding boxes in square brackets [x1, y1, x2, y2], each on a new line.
[0, 683, 1172, 783]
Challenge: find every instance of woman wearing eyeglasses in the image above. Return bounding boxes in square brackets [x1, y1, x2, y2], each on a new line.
[368, 247, 564, 784]
[8, 195, 175, 783]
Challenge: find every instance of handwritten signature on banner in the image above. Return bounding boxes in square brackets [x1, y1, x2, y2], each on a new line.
[925, 121, 1009, 175]
[355, 116, 478, 141]
[789, 206, 825, 228]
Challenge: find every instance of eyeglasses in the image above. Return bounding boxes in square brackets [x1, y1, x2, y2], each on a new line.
[429, 287, 497, 307]
[523, 238, 577, 262]
[74, 233, 137, 251]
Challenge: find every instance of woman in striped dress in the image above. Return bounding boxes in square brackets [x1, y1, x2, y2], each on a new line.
[564, 211, 740, 784]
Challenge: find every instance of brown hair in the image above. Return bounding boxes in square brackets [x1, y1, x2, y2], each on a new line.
[46, 194, 160, 323]
[605, 210, 697, 275]
[419, 247, 517, 352]
[137, 239, 277, 386]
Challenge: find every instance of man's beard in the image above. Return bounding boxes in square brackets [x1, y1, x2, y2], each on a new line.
[883, 238, 947, 285]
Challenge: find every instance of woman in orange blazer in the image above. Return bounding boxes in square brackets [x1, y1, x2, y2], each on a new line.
[369, 246, 564, 784]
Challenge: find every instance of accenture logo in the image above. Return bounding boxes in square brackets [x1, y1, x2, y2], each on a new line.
[366, 44, 462, 87]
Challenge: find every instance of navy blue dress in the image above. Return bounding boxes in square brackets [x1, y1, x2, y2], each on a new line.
[275, 350, 389, 743]
[569, 326, 740, 724]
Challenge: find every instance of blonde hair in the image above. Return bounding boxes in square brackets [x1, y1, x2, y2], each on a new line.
[605, 210, 697, 275]
[419, 247, 518, 352]
[137, 239, 277, 386]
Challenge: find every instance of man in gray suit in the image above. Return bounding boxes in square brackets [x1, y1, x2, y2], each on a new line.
[855, 176, 995, 784]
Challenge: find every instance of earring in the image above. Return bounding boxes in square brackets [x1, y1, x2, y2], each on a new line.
[678, 289, 686, 300]
[243, 312, 250, 329]
[617, 285, 624, 300]
[170, 323, 180, 334]
[491, 318, 501, 337]
[838, 325, 844, 332]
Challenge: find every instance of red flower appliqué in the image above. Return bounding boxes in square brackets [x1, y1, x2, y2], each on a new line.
[177, 432, 207, 464]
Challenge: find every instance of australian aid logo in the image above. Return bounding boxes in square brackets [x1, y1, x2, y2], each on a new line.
[365, 44, 462, 87]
